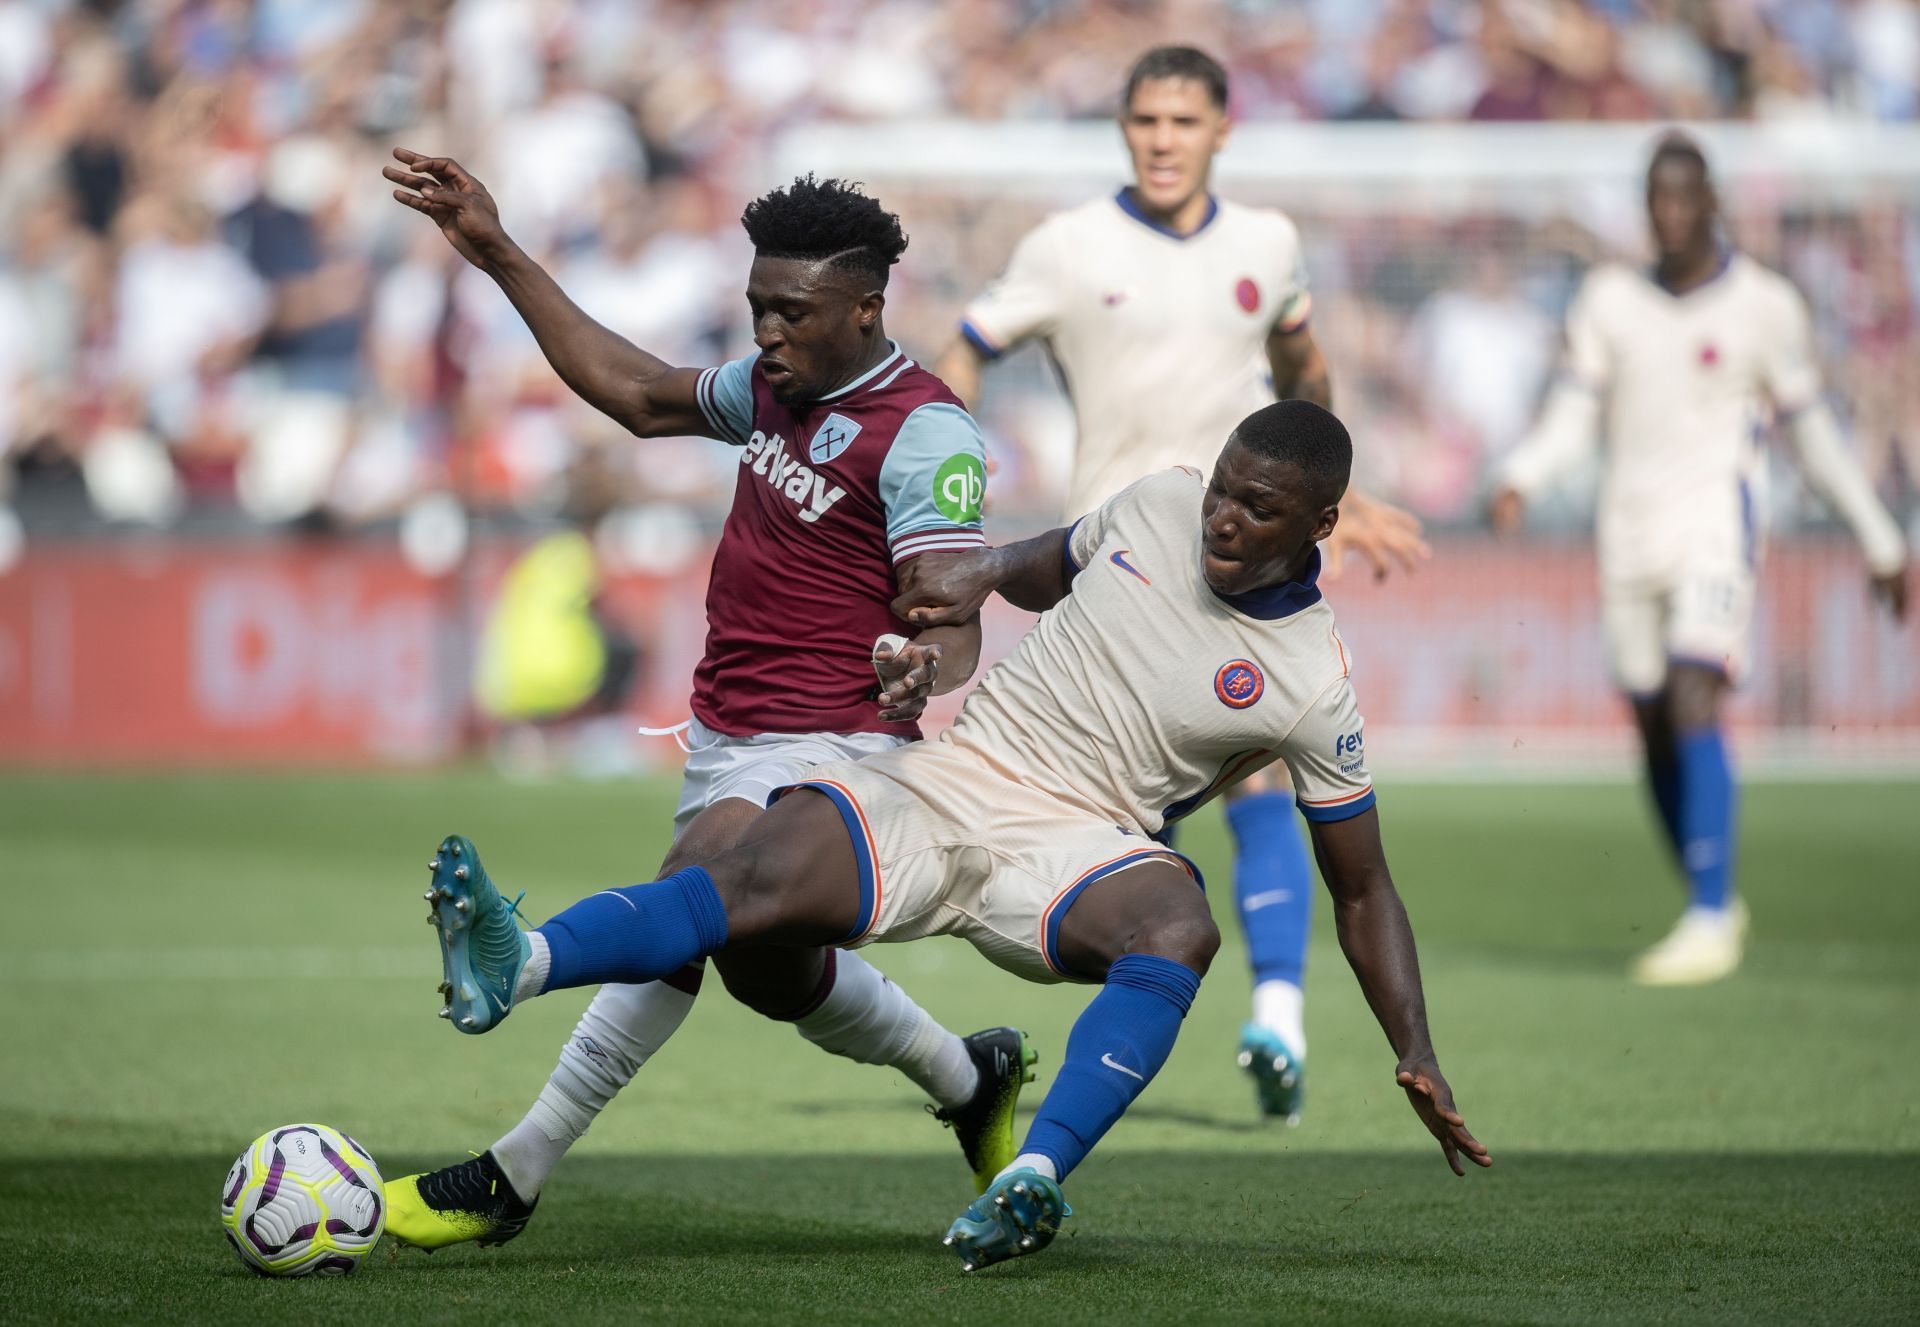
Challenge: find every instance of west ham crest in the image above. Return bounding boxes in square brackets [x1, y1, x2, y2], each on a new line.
[809, 413, 862, 463]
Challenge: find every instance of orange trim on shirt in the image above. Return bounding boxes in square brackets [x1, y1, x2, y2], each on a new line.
[1300, 785, 1374, 808]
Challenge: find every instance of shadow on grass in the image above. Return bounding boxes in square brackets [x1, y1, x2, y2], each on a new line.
[5, 1151, 1916, 1325]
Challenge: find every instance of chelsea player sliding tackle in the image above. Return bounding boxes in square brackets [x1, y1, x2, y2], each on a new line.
[418, 400, 1490, 1270]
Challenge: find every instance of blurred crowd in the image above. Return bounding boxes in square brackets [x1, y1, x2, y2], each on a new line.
[0, 0, 1917, 547]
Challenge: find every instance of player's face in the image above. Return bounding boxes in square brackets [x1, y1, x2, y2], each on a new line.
[1647, 156, 1715, 262]
[744, 256, 884, 404]
[1121, 78, 1230, 217]
[1200, 442, 1339, 596]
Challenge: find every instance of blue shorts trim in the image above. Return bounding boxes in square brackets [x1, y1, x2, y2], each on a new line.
[1296, 788, 1376, 824]
[776, 780, 879, 944]
[1042, 849, 1204, 981]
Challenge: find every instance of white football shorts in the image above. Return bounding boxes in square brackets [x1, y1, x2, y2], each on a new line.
[1601, 560, 1756, 695]
[670, 716, 907, 838]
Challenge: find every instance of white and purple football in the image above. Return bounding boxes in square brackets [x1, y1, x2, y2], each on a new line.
[220, 1123, 385, 1276]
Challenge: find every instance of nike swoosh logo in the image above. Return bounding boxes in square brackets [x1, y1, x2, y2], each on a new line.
[1241, 889, 1293, 912]
[1110, 549, 1150, 584]
[1100, 1052, 1144, 1082]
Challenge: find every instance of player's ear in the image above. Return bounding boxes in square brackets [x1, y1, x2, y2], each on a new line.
[856, 289, 885, 330]
[1213, 110, 1232, 155]
[1313, 503, 1339, 543]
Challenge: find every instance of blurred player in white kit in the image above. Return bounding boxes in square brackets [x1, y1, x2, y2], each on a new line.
[1493, 132, 1909, 986]
[937, 46, 1426, 1121]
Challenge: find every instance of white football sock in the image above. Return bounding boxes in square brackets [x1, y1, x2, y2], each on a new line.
[514, 931, 551, 1004]
[489, 977, 699, 1199]
[1252, 979, 1307, 1057]
[999, 1152, 1059, 1183]
[793, 949, 978, 1109]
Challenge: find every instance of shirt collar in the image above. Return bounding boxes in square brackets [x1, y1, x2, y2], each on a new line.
[1212, 546, 1323, 620]
[817, 341, 907, 402]
[1651, 246, 1734, 297]
[1114, 188, 1219, 241]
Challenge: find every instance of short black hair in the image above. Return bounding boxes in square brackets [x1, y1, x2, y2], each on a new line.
[1124, 46, 1229, 113]
[739, 174, 908, 289]
[1229, 401, 1352, 505]
[1649, 129, 1710, 184]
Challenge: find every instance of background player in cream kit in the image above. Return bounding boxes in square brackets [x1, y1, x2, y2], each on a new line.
[1494, 133, 1909, 988]
[939, 46, 1427, 1122]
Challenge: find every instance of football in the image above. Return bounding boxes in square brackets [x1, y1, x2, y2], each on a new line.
[220, 1124, 385, 1277]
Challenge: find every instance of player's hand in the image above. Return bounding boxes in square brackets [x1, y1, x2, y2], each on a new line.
[1871, 565, 1909, 622]
[1323, 489, 1430, 584]
[874, 640, 943, 722]
[1488, 486, 1526, 539]
[891, 548, 1002, 628]
[1396, 1060, 1491, 1176]
[383, 148, 511, 270]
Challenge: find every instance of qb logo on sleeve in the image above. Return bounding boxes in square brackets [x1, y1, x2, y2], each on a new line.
[934, 454, 986, 524]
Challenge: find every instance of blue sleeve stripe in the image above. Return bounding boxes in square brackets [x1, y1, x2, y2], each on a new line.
[960, 319, 1004, 360]
[1296, 788, 1376, 823]
[1062, 517, 1086, 577]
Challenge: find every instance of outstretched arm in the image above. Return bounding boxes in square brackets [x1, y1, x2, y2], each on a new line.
[1310, 808, 1491, 1176]
[1266, 323, 1332, 410]
[1782, 403, 1909, 620]
[1490, 377, 1603, 535]
[384, 148, 710, 439]
[1268, 323, 1429, 582]
[891, 528, 1075, 627]
[934, 336, 989, 409]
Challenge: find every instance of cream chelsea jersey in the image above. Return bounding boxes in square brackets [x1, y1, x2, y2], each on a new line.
[940, 468, 1372, 839]
[1503, 252, 1819, 584]
[961, 192, 1312, 518]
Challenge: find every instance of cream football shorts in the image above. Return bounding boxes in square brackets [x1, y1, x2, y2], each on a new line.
[779, 740, 1201, 985]
[1601, 560, 1756, 695]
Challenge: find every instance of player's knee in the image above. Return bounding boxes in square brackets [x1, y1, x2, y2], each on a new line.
[1126, 907, 1220, 976]
[711, 947, 825, 1020]
[1664, 666, 1725, 734]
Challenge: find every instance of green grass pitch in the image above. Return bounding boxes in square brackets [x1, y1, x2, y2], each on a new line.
[2, 770, 1916, 1324]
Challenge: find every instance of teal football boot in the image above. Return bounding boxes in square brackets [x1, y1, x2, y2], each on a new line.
[424, 834, 530, 1034]
[942, 1168, 1070, 1272]
[1236, 1021, 1304, 1123]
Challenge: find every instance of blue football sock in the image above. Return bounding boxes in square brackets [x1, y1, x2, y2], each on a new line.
[1674, 728, 1737, 912]
[536, 866, 730, 992]
[1020, 954, 1200, 1182]
[1227, 792, 1313, 988]
[1648, 757, 1683, 860]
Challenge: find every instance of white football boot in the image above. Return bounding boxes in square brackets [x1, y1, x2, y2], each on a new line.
[1631, 898, 1750, 986]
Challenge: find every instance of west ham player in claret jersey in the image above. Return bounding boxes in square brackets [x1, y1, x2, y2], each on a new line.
[936, 47, 1428, 1124]
[1493, 133, 1909, 986]
[378, 157, 1034, 1247]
